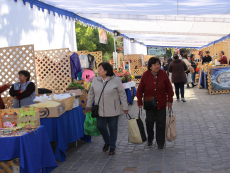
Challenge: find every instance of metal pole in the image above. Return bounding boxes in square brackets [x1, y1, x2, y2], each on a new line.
[113, 35, 116, 53]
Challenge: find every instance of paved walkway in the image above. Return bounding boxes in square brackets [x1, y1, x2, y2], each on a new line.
[52, 87, 230, 173]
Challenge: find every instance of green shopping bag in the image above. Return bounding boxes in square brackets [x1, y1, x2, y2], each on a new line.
[84, 112, 101, 136]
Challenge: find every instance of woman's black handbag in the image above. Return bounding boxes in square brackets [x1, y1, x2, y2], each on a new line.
[91, 81, 108, 118]
[144, 73, 158, 110]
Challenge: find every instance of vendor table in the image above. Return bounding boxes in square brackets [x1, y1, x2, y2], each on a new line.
[0, 126, 58, 173]
[200, 71, 208, 89]
[40, 105, 90, 162]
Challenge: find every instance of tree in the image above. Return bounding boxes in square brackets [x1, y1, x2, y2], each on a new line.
[75, 22, 115, 61]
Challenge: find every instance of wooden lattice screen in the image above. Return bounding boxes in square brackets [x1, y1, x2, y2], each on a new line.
[0, 44, 37, 97]
[143, 55, 154, 62]
[133, 68, 147, 76]
[0, 158, 19, 173]
[35, 48, 71, 93]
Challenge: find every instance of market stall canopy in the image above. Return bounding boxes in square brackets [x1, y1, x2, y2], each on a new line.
[39, 0, 230, 48]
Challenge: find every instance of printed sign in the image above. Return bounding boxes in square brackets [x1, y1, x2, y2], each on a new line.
[210, 67, 230, 91]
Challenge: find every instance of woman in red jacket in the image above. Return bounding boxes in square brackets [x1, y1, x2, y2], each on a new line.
[0, 82, 12, 109]
[136, 57, 174, 149]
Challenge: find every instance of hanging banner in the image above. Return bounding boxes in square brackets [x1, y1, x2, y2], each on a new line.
[98, 28, 108, 44]
[210, 67, 230, 91]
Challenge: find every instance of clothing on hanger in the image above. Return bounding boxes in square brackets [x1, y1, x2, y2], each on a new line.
[79, 54, 89, 69]
[70, 53, 82, 79]
[87, 54, 97, 70]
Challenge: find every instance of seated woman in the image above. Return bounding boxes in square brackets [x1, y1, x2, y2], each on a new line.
[10, 70, 35, 108]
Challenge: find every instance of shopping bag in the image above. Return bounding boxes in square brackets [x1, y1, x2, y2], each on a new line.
[84, 112, 101, 136]
[166, 108, 177, 142]
[126, 109, 147, 144]
[185, 73, 193, 84]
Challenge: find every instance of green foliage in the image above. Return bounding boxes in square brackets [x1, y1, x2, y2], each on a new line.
[75, 22, 114, 61]
[68, 82, 84, 89]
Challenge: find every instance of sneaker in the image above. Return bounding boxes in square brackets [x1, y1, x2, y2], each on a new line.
[176, 99, 180, 102]
[109, 148, 116, 155]
[181, 98, 186, 102]
[103, 144, 110, 152]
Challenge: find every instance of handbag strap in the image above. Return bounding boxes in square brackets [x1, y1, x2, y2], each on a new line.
[168, 108, 173, 117]
[138, 108, 142, 119]
[97, 81, 108, 105]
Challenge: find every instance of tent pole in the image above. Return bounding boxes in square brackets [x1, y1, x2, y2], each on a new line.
[113, 35, 116, 53]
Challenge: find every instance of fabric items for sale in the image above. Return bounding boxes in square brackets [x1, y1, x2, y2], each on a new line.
[82, 69, 95, 82]
[79, 54, 89, 69]
[70, 53, 82, 79]
[87, 54, 97, 70]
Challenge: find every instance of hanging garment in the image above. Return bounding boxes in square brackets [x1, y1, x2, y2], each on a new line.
[79, 54, 89, 69]
[82, 69, 95, 82]
[77, 71, 83, 81]
[87, 54, 97, 70]
[70, 53, 82, 79]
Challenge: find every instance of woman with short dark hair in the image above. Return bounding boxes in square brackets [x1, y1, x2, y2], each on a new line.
[136, 57, 174, 149]
[86, 62, 129, 155]
[9, 70, 35, 108]
[168, 54, 188, 102]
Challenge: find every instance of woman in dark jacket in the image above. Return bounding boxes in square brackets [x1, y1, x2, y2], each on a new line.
[0, 82, 12, 109]
[10, 70, 35, 108]
[168, 54, 188, 102]
[136, 57, 174, 149]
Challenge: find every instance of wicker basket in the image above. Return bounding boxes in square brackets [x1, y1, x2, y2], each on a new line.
[51, 88, 75, 111]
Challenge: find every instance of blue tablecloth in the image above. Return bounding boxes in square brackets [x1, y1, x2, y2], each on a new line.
[0, 126, 57, 173]
[40, 106, 89, 162]
[200, 71, 204, 88]
[125, 88, 133, 105]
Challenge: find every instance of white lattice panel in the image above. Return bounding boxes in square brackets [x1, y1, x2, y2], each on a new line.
[35, 48, 71, 93]
[0, 44, 37, 97]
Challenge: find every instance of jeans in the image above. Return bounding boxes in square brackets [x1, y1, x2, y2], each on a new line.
[97, 116, 119, 149]
[174, 82, 185, 99]
[191, 72, 197, 83]
[146, 109, 166, 147]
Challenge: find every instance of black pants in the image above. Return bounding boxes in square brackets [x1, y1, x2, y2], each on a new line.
[174, 82, 185, 99]
[146, 109, 166, 147]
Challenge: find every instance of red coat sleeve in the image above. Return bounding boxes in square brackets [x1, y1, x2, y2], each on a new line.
[136, 72, 146, 106]
[220, 56, 227, 64]
[0, 85, 8, 94]
[165, 74, 174, 103]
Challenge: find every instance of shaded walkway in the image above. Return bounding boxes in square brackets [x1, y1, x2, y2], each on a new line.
[52, 87, 230, 173]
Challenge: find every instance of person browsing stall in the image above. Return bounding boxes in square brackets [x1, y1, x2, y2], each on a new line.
[0, 82, 13, 109]
[168, 54, 188, 102]
[86, 62, 129, 155]
[202, 51, 212, 64]
[9, 70, 35, 108]
[136, 57, 174, 149]
[219, 51, 228, 65]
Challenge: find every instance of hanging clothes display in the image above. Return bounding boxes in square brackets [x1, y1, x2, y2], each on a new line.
[70, 53, 82, 79]
[77, 71, 83, 81]
[79, 54, 89, 69]
[87, 54, 97, 70]
[82, 69, 95, 82]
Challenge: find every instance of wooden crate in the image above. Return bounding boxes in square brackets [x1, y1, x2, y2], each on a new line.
[2, 97, 13, 109]
[0, 158, 19, 173]
[0, 44, 37, 97]
[35, 48, 72, 93]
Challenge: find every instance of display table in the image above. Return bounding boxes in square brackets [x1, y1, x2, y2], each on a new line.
[0, 126, 58, 173]
[200, 71, 208, 89]
[40, 105, 90, 162]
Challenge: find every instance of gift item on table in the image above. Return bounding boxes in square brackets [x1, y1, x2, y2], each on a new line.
[17, 107, 40, 128]
[1, 113, 17, 128]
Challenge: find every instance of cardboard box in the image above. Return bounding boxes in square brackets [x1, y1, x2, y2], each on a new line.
[66, 89, 83, 96]
[35, 102, 66, 118]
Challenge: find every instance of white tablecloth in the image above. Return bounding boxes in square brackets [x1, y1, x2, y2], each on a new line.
[123, 81, 136, 89]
